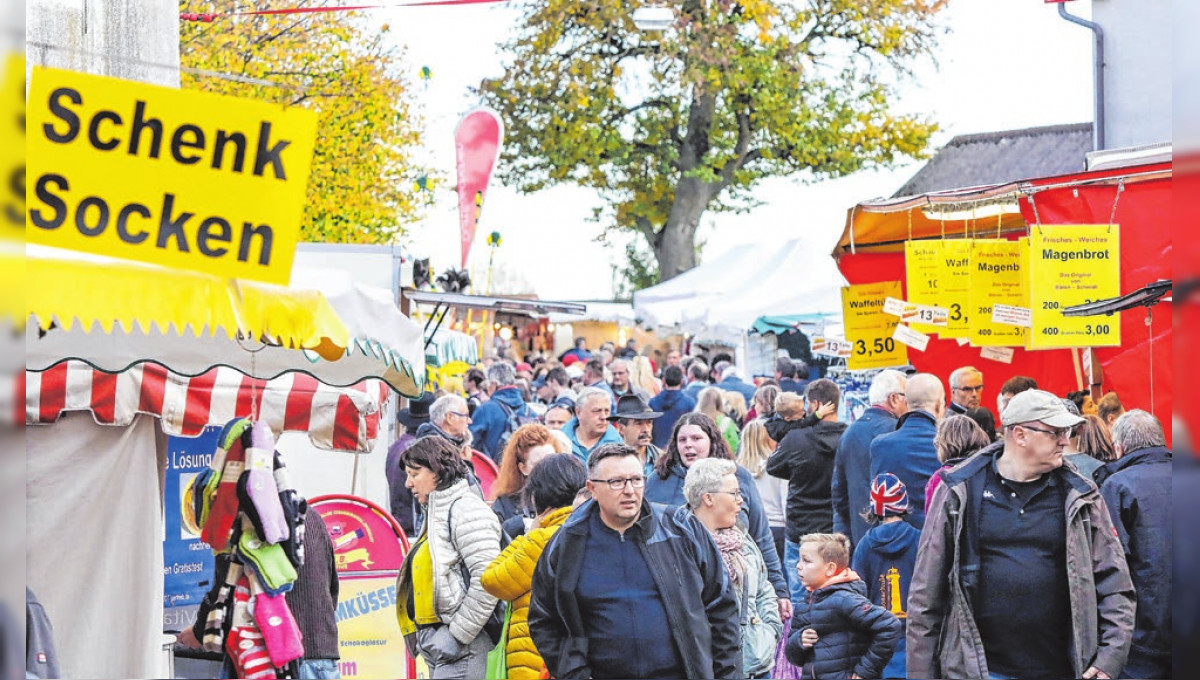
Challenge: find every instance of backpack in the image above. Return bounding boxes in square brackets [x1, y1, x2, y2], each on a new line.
[494, 399, 539, 458]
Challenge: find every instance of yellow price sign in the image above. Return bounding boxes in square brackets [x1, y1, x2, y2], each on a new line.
[905, 240, 971, 337]
[968, 238, 1031, 347]
[27, 66, 317, 285]
[1028, 225, 1121, 349]
[842, 281, 908, 371]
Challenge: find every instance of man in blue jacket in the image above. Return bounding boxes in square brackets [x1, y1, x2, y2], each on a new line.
[869, 373, 945, 530]
[469, 361, 537, 462]
[528, 443, 742, 679]
[648, 366, 696, 449]
[1095, 409, 1172, 679]
[832, 369, 908, 552]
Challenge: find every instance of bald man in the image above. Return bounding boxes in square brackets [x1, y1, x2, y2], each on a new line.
[869, 373, 946, 529]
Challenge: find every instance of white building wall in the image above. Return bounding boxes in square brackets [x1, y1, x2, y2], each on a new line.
[1092, 0, 1171, 148]
[28, 0, 179, 87]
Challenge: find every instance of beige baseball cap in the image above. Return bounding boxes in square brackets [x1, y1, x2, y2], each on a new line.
[1000, 389, 1087, 428]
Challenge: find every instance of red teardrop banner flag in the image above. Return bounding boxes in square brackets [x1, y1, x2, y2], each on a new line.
[454, 108, 503, 269]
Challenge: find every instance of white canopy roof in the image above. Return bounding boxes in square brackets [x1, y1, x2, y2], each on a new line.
[634, 238, 846, 343]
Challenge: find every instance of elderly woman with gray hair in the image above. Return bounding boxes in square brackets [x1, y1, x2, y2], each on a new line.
[685, 458, 783, 679]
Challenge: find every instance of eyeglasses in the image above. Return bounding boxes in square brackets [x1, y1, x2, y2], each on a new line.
[589, 476, 646, 490]
[448, 411, 470, 419]
[710, 489, 742, 500]
[953, 385, 985, 393]
[1018, 424, 1071, 440]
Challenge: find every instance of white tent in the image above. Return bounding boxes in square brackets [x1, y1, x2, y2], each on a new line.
[634, 238, 846, 344]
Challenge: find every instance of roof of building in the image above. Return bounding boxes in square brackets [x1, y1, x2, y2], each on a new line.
[893, 123, 1093, 198]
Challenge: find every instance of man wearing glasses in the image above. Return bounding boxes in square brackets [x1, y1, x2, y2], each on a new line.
[908, 390, 1135, 680]
[529, 443, 742, 679]
[948, 366, 986, 416]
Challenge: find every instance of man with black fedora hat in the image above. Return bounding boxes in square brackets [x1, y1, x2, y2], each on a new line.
[386, 391, 434, 536]
[608, 393, 663, 475]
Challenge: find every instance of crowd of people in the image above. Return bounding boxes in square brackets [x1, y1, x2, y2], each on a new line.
[383, 337, 1170, 679]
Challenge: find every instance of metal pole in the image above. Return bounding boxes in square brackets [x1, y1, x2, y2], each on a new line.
[1058, 2, 1105, 151]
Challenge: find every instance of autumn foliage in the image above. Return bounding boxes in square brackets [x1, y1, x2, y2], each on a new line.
[480, 0, 948, 283]
[180, 0, 434, 244]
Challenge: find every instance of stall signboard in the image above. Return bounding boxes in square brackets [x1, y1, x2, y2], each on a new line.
[1028, 225, 1121, 349]
[162, 427, 220, 632]
[313, 495, 414, 679]
[968, 238, 1031, 347]
[905, 240, 971, 337]
[26, 66, 317, 285]
[842, 281, 908, 371]
[333, 575, 410, 679]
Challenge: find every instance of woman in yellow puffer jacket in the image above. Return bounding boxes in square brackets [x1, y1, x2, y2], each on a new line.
[482, 455, 588, 680]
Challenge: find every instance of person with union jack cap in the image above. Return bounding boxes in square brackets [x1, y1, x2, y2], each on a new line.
[850, 474, 922, 679]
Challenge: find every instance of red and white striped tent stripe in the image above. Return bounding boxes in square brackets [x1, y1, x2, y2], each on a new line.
[25, 361, 390, 452]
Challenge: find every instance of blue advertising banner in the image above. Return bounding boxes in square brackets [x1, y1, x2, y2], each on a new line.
[163, 426, 219, 625]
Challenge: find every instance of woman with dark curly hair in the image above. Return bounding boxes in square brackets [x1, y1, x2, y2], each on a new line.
[645, 412, 792, 623]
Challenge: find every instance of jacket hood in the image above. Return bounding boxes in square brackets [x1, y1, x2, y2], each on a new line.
[539, 505, 574, 530]
[491, 386, 527, 409]
[1093, 445, 1172, 487]
[654, 389, 688, 408]
[860, 520, 919, 558]
[811, 568, 866, 595]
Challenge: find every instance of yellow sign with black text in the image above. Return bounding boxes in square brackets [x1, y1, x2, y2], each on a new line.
[26, 66, 317, 284]
[336, 575, 411, 679]
[968, 238, 1030, 347]
[842, 281, 908, 371]
[1028, 225, 1121, 349]
[905, 240, 971, 337]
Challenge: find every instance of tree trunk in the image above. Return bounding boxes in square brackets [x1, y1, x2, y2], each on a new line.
[654, 176, 711, 281]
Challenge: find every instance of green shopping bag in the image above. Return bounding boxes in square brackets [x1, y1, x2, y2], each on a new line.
[485, 601, 513, 680]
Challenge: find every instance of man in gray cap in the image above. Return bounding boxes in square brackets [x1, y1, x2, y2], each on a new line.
[907, 389, 1135, 680]
[609, 393, 663, 475]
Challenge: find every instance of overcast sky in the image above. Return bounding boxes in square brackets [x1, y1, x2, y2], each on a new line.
[381, 0, 1095, 301]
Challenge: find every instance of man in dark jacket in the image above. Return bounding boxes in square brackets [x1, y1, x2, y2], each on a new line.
[766, 380, 847, 604]
[869, 373, 945, 530]
[469, 362, 537, 462]
[1095, 409, 1172, 679]
[648, 365, 696, 449]
[528, 443, 742, 680]
[907, 390, 1134, 680]
[831, 369, 907, 552]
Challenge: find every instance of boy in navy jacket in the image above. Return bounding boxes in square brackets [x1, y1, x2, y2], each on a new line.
[850, 474, 921, 678]
[787, 533, 900, 679]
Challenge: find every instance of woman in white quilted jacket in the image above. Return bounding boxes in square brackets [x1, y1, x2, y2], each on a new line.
[396, 436, 502, 679]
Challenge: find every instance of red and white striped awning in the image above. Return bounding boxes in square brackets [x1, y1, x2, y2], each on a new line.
[26, 361, 390, 452]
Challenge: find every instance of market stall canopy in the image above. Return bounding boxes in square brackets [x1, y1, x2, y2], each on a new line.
[635, 239, 844, 344]
[831, 159, 1172, 434]
[27, 249, 427, 396]
[750, 313, 838, 336]
[25, 361, 388, 452]
[426, 328, 480, 369]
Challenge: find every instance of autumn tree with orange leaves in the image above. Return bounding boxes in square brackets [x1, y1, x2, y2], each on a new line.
[180, 0, 435, 244]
